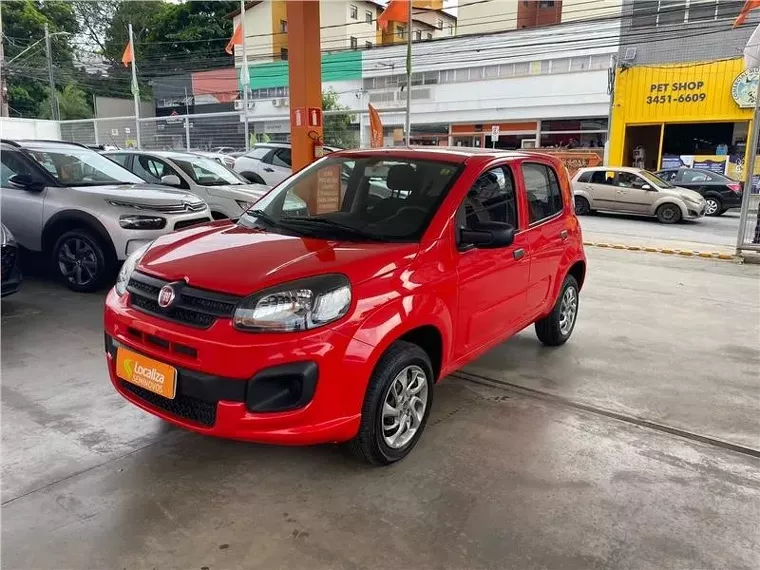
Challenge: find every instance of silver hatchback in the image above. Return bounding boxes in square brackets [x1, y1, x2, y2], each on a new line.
[0, 140, 212, 292]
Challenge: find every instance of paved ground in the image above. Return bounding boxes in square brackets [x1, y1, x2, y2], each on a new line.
[580, 210, 742, 253]
[2, 248, 759, 570]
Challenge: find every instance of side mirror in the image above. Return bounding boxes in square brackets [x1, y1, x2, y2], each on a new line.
[160, 174, 182, 187]
[641, 184, 652, 190]
[459, 221, 515, 249]
[8, 174, 44, 192]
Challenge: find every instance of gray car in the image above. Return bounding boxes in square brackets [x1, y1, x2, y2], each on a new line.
[104, 150, 270, 219]
[0, 140, 212, 292]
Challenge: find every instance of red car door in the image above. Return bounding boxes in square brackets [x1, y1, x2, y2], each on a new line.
[454, 164, 531, 356]
[519, 161, 571, 316]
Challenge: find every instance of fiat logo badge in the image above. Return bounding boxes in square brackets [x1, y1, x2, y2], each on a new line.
[157, 285, 176, 308]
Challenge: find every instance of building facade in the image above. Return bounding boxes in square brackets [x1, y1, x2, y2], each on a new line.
[608, 0, 757, 178]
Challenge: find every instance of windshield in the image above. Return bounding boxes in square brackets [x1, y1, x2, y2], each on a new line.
[173, 156, 247, 186]
[640, 170, 674, 188]
[239, 156, 462, 242]
[25, 146, 144, 186]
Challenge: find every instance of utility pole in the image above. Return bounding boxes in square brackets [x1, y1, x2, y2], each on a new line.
[0, 7, 9, 117]
[44, 23, 59, 120]
[404, 1, 412, 145]
[240, 0, 250, 151]
[128, 24, 141, 149]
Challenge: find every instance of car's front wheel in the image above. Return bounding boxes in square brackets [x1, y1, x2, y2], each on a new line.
[535, 274, 579, 346]
[53, 229, 111, 292]
[574, 196, 592, 215]
[346, 341, 434, 466]
[704, 197, 722, 216]
[656, 203, 682, 224]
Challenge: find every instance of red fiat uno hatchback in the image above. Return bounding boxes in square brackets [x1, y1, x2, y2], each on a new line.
[104, 148, 586, 465]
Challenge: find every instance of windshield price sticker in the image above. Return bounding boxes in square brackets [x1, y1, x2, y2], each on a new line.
[646, 81, 707, 105]
[316, 165, 341, 214]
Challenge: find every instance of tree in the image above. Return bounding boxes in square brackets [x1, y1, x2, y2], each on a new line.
[38, 84, 93, 120]
[322, 89, 359, 149]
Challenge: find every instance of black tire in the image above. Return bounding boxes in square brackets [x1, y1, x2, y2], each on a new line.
[345, 341, 434, 466]
[241, 172, 266, 185]
[704, 197, 722, 217]
[656, 203, 682, 224]
[52, 229, 112, 292]
[535, 275, 579, 347]
[574, 196, 592, 215]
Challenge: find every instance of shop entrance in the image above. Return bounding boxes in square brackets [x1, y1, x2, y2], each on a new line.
[662, 122, 736, 156]
[623, 125, 660, 170]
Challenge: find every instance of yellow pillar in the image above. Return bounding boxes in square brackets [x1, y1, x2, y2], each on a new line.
[286, 0, 323, 172]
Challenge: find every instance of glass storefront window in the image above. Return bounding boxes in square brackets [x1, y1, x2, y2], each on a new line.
[540, 132, 606, 149]
[542, 119, 609, 131]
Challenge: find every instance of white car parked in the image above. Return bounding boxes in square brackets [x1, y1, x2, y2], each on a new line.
[105, 150, 271, 220]
[234, 143, 340, 186]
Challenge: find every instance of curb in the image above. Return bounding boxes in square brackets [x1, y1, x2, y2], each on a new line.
[583, 242, 736, 261]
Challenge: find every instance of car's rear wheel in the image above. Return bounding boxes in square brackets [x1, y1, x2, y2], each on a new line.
[346, 341, 434, 466]
[704, 197, 722, 216]
[53, 229, 111, 292]
[574, 196, 592, 215]
[535, 275, 579, 346]
[656, 203, 682, 224]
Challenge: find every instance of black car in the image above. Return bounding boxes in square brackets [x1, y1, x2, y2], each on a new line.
[655, 167, 743, 216]
[1, 223, 22, 297]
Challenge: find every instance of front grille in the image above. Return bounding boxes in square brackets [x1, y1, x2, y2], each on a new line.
[127, 271, 241, 329]
[174, 217, 211, 231]
[109, 200, 206, 213]
[121, 381, 216, 426]
[1, 245, 17, 281]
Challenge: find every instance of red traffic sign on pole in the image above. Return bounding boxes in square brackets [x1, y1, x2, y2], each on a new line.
[307, 107, 322, 128]
[292, 108, 305, 128]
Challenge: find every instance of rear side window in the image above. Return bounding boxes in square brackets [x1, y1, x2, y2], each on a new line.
[522, 163, 563, 224]
[576, 171, 591, 183]
[108, 154, 129, 167]
[590, 170, 615, 184]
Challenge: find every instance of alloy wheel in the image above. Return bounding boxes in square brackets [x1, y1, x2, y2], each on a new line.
[58, 238, 99, 287]
[705, 198, 720, 216]
[381, 365, 429, 449]
[558, 285, 578, 336]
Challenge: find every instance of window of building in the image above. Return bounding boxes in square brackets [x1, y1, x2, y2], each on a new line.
[279, 19, 287, 33]
[522, 163, 563, 223]
[436, 18, 443, 29]
[411, 72, 423, 86]
[470, 67, 484, 80]
[631, 0, 739, 27]
[396, 25, 406, 38]
[448, 24, 455, 35]
[350, 4, 358, 19]
[498, 63, 514, 77]
[454, 68, 469, 82]
[514, 62, 529, 76]
[423, 71, 439, 85]
[458, 167, 518, 235]
[414, 30, 422, 41]
[569, 56, 589, 71]
[280, 48, 288, 61]
[366, 10, 373, 23]
[550, 58, 570, 73]
[426, 32, 433, 40]
[350, 36, 358, 49]
[539, 1, 555, 6]
[485, 65, 499, 79]
[366, 41, 373, 49]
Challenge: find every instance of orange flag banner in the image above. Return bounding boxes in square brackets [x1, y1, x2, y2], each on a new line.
[121, 40, 134, 67]
[225, 24, 243, 55]
[378, 0, 410, 31]
[735, 0, 760, 27]
[368, 104, 384, 148]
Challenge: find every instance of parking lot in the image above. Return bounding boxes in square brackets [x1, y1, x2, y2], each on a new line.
[2, 245, 759, 570]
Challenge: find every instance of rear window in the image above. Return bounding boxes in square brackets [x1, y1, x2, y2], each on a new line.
[577, 171, 592, 183]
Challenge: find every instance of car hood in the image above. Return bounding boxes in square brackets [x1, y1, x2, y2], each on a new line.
[70, 183, 203, 206]
[138, 223, 420, 296]
[670, 186, 705, 202]
[206, 183, 271, 201]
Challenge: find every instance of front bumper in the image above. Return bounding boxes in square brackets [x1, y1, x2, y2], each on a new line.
[685, 203, 707, 219]
[109, 212, 213, 260]
[104, 289, 366, 445]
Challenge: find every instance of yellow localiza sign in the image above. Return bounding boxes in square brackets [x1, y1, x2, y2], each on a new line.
[613, 58, 754, 124]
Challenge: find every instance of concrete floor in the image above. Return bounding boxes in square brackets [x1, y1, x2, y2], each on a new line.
[2, 248, 759, 570]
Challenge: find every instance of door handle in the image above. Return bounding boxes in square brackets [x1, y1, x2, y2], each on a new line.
[264, 167, 274, 172]
[513, 248, 526, 260]
[560, 230, 568, 240]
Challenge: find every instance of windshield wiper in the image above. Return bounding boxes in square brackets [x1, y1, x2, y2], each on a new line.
[281, 216, 386, 241]
[242, 209, 309, 235]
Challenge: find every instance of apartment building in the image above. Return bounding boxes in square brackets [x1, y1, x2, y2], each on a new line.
[457, 0, 621, 35]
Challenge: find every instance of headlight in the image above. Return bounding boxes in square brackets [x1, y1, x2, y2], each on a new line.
[119, 215, 166, 230]
[115, 242, 152, 296]
[233, 274, 351, 332]
[235, 200, 254, 211]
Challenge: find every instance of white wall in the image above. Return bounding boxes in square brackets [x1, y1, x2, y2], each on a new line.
[562, 0, 622, 22]
[457, 0, 518, 35]
[0, 118, 61, 140]
[235, 2, 274, 65]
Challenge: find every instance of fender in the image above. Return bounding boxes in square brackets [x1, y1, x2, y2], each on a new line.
[42, 209, 116, 255]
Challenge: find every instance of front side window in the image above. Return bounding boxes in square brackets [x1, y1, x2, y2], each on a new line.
[657, 170, 678, 183]
[247, 147, 271, 161]
[616, 171, 648, 189]
[173, 157, 248, 186]
[22, 145, 144, 186]
[458, 167, 518, 231]
[133, 155, 178, 183]
[1, 149, 38, 187]
[522, 162, 563, 224]
[107, 153, 130, 167]
[271, 148, 292, 168]
[240, 156, 462, 242]
[681, 169, 712, 183]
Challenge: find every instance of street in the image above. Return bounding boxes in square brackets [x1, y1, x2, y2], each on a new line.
[580, 210, 743, 253]
[2, 247, 758, 570]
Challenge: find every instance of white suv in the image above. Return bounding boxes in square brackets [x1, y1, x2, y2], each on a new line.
[0, 140, 212, 292]
[105, 150, 270, 219]
[234, 143, 340, 186]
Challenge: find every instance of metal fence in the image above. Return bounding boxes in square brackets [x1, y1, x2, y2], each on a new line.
[737, 195, 760, 252]
[59, 109, 362, 152]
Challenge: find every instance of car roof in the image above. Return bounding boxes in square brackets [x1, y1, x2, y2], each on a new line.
[2, 139, 89, 150]
[332, 146, 536, 164]
[577, 166, 648, 174]
[104, 149, 209, 161]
